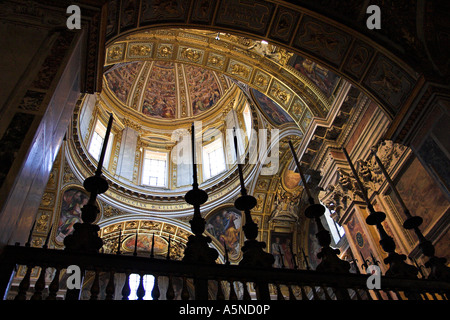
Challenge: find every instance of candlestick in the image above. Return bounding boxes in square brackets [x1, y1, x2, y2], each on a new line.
[150, 233, 155, 259]
[42, 224, 53, 249]
[25, 219, 36, 247]
[224, 245, 230, 265]
[233, 128, 246, 195]
[64, 115, 113, 254]
[301, 248, 310, 270]
[183, 123, 218, 268]
[133, 229, 138, 257]
[96, 113, 113, 176]
[342, 147, 417, 278]
[348, 250, 360, 274]
[116, 226, 122, 255]
[371, 149, 412, 216]
[166, 235, 171, 260]
[232, 128, 273, 283]
[289, 140, 350, 275]
[342, 148, 385, 225]
[370, 148, 427, 232]
[370, 250, 380, 266]
[289, 241, 298, 269]
[359, 251, 369, 271]
[288, 141, 313, 202]
[370, 146, 450, 281]
[191, 123, 198, 188]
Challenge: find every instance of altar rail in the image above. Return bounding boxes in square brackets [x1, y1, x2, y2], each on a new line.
[1, 245, 448, 301]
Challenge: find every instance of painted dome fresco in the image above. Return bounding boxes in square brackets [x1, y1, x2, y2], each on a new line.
[103, 60, 231, 120]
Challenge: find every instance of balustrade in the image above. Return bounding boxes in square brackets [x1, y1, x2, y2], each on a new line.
[1, 245, 448, 301]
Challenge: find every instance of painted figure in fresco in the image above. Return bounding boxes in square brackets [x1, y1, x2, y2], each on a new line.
[291, 55, 339, 98]
[219, 211, 240, 255]
[282, 238, 294, 269]
[206, 209, 241, 257]
[55, 189, 89, 244]
[271, 236, 296, 269]
[271, 237, 284, 268]
[187, 66, 221, 115]
[252, 89, 293, 125]
[105, 62, 142, 104]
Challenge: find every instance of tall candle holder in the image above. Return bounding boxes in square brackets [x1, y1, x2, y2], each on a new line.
[289, 141, 350, 274]
[370, 145, 449, 281]
[64, 114, 113, 253]
[233, 128, 273, 300]
[342, 147, 417, 278]
[233, 129, 274, 268]
[182, 123, 218, 264]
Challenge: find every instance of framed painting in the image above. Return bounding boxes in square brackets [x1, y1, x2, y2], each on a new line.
[270, 232, 295, 269]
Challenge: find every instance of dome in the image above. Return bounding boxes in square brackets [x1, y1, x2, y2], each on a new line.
[103, 60, 230, 122]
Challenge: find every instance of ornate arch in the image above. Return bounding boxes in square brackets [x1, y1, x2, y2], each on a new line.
[103, 0, 422, 121]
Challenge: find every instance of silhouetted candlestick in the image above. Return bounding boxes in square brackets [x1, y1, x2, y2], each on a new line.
[289, 241, 298, 269]
[342, 147, 417, 278]
[25, 219, 36, 247]
[348, 250, 360, 274]
[288, 141, 312, 202]
[191, 123, 198, 188]
[289, 140, 350, 275]
[95, 113, 113, 176]
[150, 233, 155, 259]
[224, 245, 230, 265]
[370, 251, 380, 266]
[412, 258, 426, 278]
[166, 236, 171, 260]
[116, 226, 122, 255]
[359, 251, 369, 271]
[43, 224, 52, 249]
[182, 124, 218, 269]
[64, 115, 112, 254]
[133, 229, 138, 257]
[301, 248, 310, 270]
[232, 127, 273, 282]
[370, 146, 450, 281]
[233, 128, 246, 195]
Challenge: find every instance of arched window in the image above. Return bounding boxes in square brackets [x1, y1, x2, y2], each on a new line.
[128, 274, 155, 300]
[88, 119, 114, 169]
[202, 137, 226, 180]
[242, 103, 252, 139]
[142, 150, 168, 187]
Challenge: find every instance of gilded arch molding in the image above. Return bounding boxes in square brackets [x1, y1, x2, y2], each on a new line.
[103, 28, 330, 132]
[103, 0, 422, 120]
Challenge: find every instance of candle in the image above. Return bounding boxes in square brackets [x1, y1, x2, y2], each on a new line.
[150, 233, 155, 259]
[288, 141, 313, 202]
[166, 235, 171, 260]
[233, 128, 246, 195]
[359, 250, 368, 270]
[301, 248, 310, 270]
[342, 148, 371, 205]
[96, 113, 114, 176]
[370, 149, 412, 218]
[133, 229, 138, 257]
[191, 123, 198, 187]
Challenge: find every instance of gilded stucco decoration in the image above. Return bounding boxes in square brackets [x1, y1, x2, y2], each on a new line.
[104, 28, 330, 126]
[100, 220, 193, 260]
[103, 0, 424, 119]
